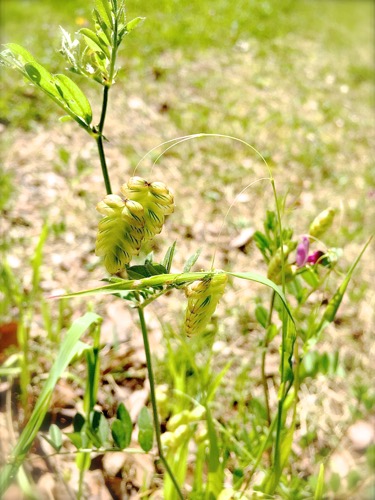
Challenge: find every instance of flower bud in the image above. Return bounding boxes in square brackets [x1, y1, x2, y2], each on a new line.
[194, 424, 208, 444]
[161, 425, 190, 450]
[161, 431, 175, 448]
[167, 410, 190, 431]
[306, 250, 325, 265]
[173, 424, 189, 446]
[309, 207, 336, 239]
[267, 243, 296, 284]
[188, 405, 206, 422]
[296, 236, 310, 267]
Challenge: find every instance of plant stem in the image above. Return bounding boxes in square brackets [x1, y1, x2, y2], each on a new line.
[137, 306, 184, 499]
[98, 85, 109, 133]
[270, 178, 288, 478]
[96, 85, 112, 195]
[261, 290, 276, 428]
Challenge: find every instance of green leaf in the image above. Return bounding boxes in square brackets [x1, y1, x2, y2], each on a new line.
[229, 271, 295, 325]
[126, 263, 167, 280]
[319, 353, 330, 374]
[330, 472, 341, 493]
[316, 237, 371, 335]
[95, 0, 113, 28]
[145, 261, 168, 276]
[301, 351, 319, 378]
[300, 267, 320, 288]
[80, 28, 110, 58]
[66, 431, 83, 449]
[0, 313, 101, 495]
[1, 44, 92, 132]
[48, 424, 62, 452]
[93, 10, 112, 45]
[183, 248, 202, 272]
[58, 115, 74, 123]
[117, 403, 133, 447]
[111, 418, 131, 449]
[2, 43, 36, 64]
[254, 231, 270, 260]
[267, 323, 278, 342]
[73, 413, 86, 433]
[52, 271, 217, 299]
[90, 411, 109, 446]
[314, 464, 325, 500]
[126, 17, 145, 32]
[24, 62, 61, 99]
[54, 74, 92, 125]
[162, 241, 176, 273]
[137, 407, 154, 452]
[347, 469, 361, 490]
[255, 304, 268, 328]
[207, 361, 232, 403]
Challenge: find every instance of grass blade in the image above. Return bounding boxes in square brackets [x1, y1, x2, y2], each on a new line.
[316, 237, 372, 336]
[314, 464, 325, 500]
[228, 271, 295, 324]
[0, 312, 102, 495]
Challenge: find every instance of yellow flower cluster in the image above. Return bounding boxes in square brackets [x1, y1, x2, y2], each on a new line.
[184, 273, 228, 337]
[120, 177, 175, 241]
[95, 177, 174, 274]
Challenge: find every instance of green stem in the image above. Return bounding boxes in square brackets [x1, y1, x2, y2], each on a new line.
[98, 85, 109, 133]
[137, 306, 184, 500]
[96, 85, 112, 195]
[78, 467, 85, 500]
[270, 178, 288, 476]
[261, 290, 275, 428]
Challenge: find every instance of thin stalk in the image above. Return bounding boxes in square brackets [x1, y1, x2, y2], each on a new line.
[270, 178, 288, 476]
[93, 2, 121, 196]
[137, 306, 184, 500]
[98, 85, 109, 133]
[109, 9, 118, 85]
[240, 413, 278, 496]
[261, 290, 276, 428]
[96, 85, 112, 195]
[78, 468, 85, 500]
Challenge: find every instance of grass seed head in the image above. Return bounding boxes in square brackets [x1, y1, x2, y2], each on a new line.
[95, 196, 145, 274]
[184, 273, 228, 337]
[120, 177, 174, 241]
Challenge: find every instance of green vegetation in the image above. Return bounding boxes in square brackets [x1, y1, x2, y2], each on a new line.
[0, 0, 373, 498]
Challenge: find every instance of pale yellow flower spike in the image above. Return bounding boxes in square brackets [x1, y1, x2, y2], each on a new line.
[95, 194, 145, 274]
[120, 177, 174, 242]
[184, 273, 228, 337]
[95, 177, 174, 274]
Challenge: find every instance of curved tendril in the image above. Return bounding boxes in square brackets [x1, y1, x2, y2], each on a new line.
[132, 134, 203, 176]
[210, 177, 271, 269]
[133, 132, 276, 269]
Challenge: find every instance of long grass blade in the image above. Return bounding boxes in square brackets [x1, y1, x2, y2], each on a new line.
[0, 312, 102, 495]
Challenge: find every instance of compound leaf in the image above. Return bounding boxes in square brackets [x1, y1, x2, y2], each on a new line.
[54, 73, 92, 125]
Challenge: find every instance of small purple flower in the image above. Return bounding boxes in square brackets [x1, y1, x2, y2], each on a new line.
[296, 236, 310, 267]
[307, 250, 325, 265]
